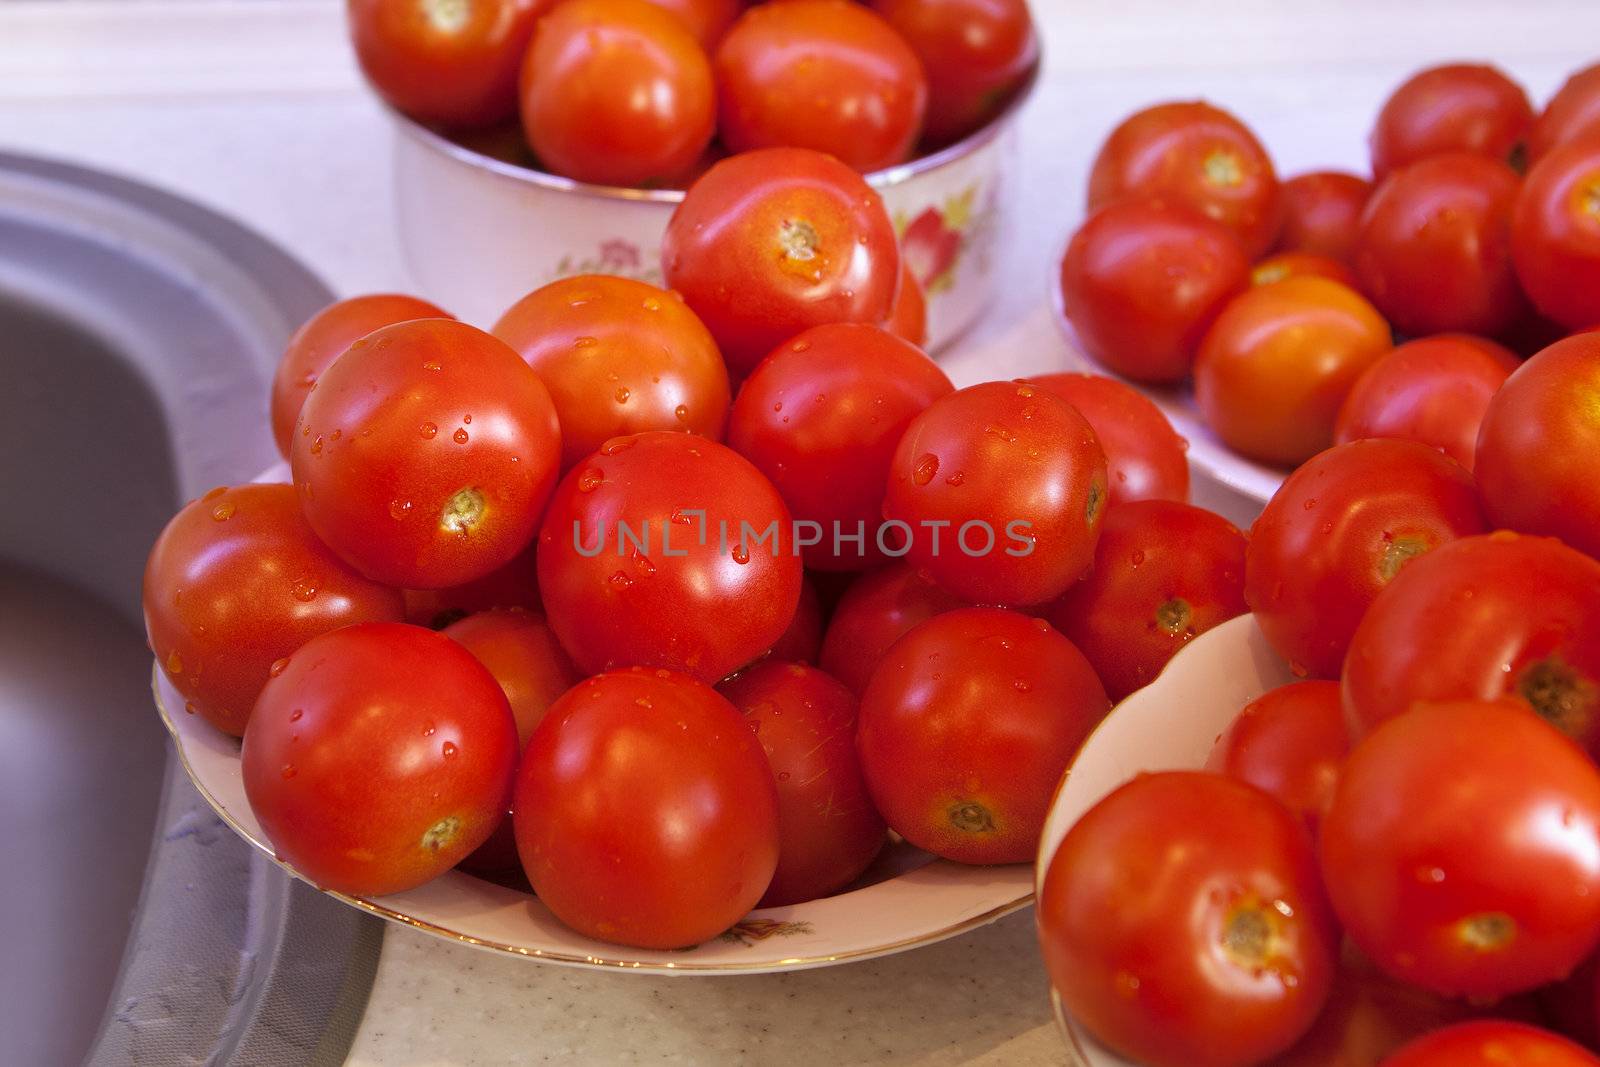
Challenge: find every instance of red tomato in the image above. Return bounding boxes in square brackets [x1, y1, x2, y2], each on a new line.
[402, 544, 541, 629]
[493, 274, 730, 469]
[714, 0, 927, 172]
[1193, 277, 1392, 467]
[1251, 251, 1358, 289]
[1511, 136, 1600, 330]
[347, 0, 546, 128]
[513, 668, 779, 948]
[270, 294, 452, 459]
[858, 608, 1107, 863]
[1040, 771, 1338, 1067]
[242, 622, 519, 896]
[1335, 333, 1519, 472]
[1381, 1022, 1600, 1067]
[1343, 532, 1600, 754]
[1048, 500, 1248, 701]
[1245, 438, 1486, 679]
[764, 573, 822, 663]
[643, 0, 741, 48]
[1531, 64, 1600, 164]
[727, 323, 953, 570]
[1354, 153, 1526, 338]
[718, 661, 886, 906]
[882, 261, 927, 348]
[869, 0, 1038, 145]
[291, 319, 562, 589]
[882, 381, 1108, 606]
[518, 0, 715, 186]
[1274, 170, 1373, 264]
[1369, 63, 1533, 179]
[817, 562, 968, 694]
[662, 147, 900, 378]
[1088, 101, 1282, 256]
[536, 431, 802, 682]
[1206, 681, 1348, 832]
[1059, 198, 1250, 384]
[144, 483, 405, 737]
[1026, 372, 1190, 506]
[1321, 700, 1600, 999]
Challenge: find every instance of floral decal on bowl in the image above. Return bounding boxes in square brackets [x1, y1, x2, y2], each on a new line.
[552, 238, 663, 286]
[896, 181, 990, 296]
[717, 919, 814, 946]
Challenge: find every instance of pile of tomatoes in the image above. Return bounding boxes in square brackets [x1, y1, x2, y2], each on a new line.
[347, 0, 1037, 185]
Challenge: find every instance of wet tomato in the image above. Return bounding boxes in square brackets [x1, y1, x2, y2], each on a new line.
[1250, 251, 1357, 289]
[1273, 170, 1372, 264]
[1511, 135, 1600, 330]
[857, 608, 1108, 863]
[1040, 771, 1338, 1067]
[291, 318, 562, 589]
[1381, 1022, 1600, 1067]
[242, 622, 519, 896]
[513, 668, 779, 948]
[143, 483, 405, 737]
[1531, 64, 1600, 164]
[882, 261, 928, 348]
[402, 544, 541, 629]
[1206, 681, 1348, 833]
[817, 562, 968, 694]
[1048, 500, 1248, 701]
[1369, 63, 1532, 179]
[1026, 372, 1190, 506]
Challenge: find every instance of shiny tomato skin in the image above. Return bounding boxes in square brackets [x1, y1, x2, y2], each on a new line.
[1274, 170, 1373, 264]
[1354, 153, 1527, 338]
[1206, 681, 1348, 833]
[719, 661, 886, 906]
[144, 483, 405, 737]
[536, 431, 802, 682]
[519, 0, 715, 187]
[1477, 334, 1600, 559]
[291, 318, 561, 590]
[270, 294, 452, 459]
[662, 147, 900, 378]
[1321, 700, 1600, 999]
[1060, 197, 1251, 384]
[1245, 438, 1486, 679]
[883, 381, 1109, 606]
[1381, 1021, 1600, 1067]
[644, 0, 741, 48]
[1088, 101, 1282, 256]
[1531, 64, 1600, 164]
[347, 0, 546, 128]
[1040, 771, 1338, 1067]
[1194, 276, 1393, 467]
[1343, 533, 1600, 753]
[1025, 372, 1189, 506]
[1369, 63, 1533, 179]
[1048, 500, 1248, 701]
[882, 261, 927, 348]
[513, 667, 780, 949]
[857, 608, 1108, 864]
[402, 544, 541, 629]
[1511, 136, 1600, 330]
[493, 274, 730, 469]
[869, 0, 1038, 146]
[714, 0, 927, 173]
[817, 562, 968, 694]
[727, 323, 953, 570]
[242, 622, 519, 897]
[1250, 251, 1358, 289]
[1335, 333, 1519, 472]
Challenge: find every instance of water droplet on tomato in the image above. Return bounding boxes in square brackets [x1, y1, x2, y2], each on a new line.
[442, 741, 458, 758]
[291, 578, 318, 602]
[912, 453, 939, 485]
[674, 404, 689, 421]
[453, 428, 469, 444]
[269, 657, 290, 677]
[166, 650, 184, 675]
[577, 468, 605, 493]
[211, 501, 236, 521]
[420, 422, 438, 440]
[422, 360, 441, 372]
[280, 764, 297, 780]
[614, 386, 631, 404]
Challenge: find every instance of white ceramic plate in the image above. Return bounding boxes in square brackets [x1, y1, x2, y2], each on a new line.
[1034, 614, 1298, 1064]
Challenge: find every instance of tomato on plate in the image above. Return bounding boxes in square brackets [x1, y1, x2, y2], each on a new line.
[817, 562, 968, 694]
[1273, 170, 1372, 264]
[536, 431, 802, 682]
[1511, 135, 1600, 330]
[1048, 500, 1248, 701]
[714, 0, 927, 172]
[1342, 532, 1600, 755]
[1206, 680, 1348, 832]
[882, 381, 1108, 606]
[1250, 250, 1357, 289]
[1193, 276, 1392, 468]
[519, 0, 715, 186]
[643, 0, 741, 48]
[1530, 63, 1600, 164]
[291, 318, 562, 590]
[662, 147, 900, 378]
[243, 622, 519, 897]
[1088, 101, 1282, 256]
[493, 274, 730, 469]
[1369, 63, 1532, 179]
[1334, 333, 1519, 472]
[727, 323, 953, 570]
[1380, 1021, 1600, 1067]
[1354, 153, 1526, 338]
[858, 608, 1108, 863]
[269, 294, 452, 459]
[882, 261, 928, 348]
[1040, 771, 1338, 1067]
[144, 483, 405, 737]
[402, 544, 541, 629]
[1025, 372, 1190, 506]
[1244, 438, 1486, 679]
[1321, 700, 1600, 999]
[719, 661, 885, 906]
[513, 668, 779, 949]
[1059, 198, 1250, 384]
